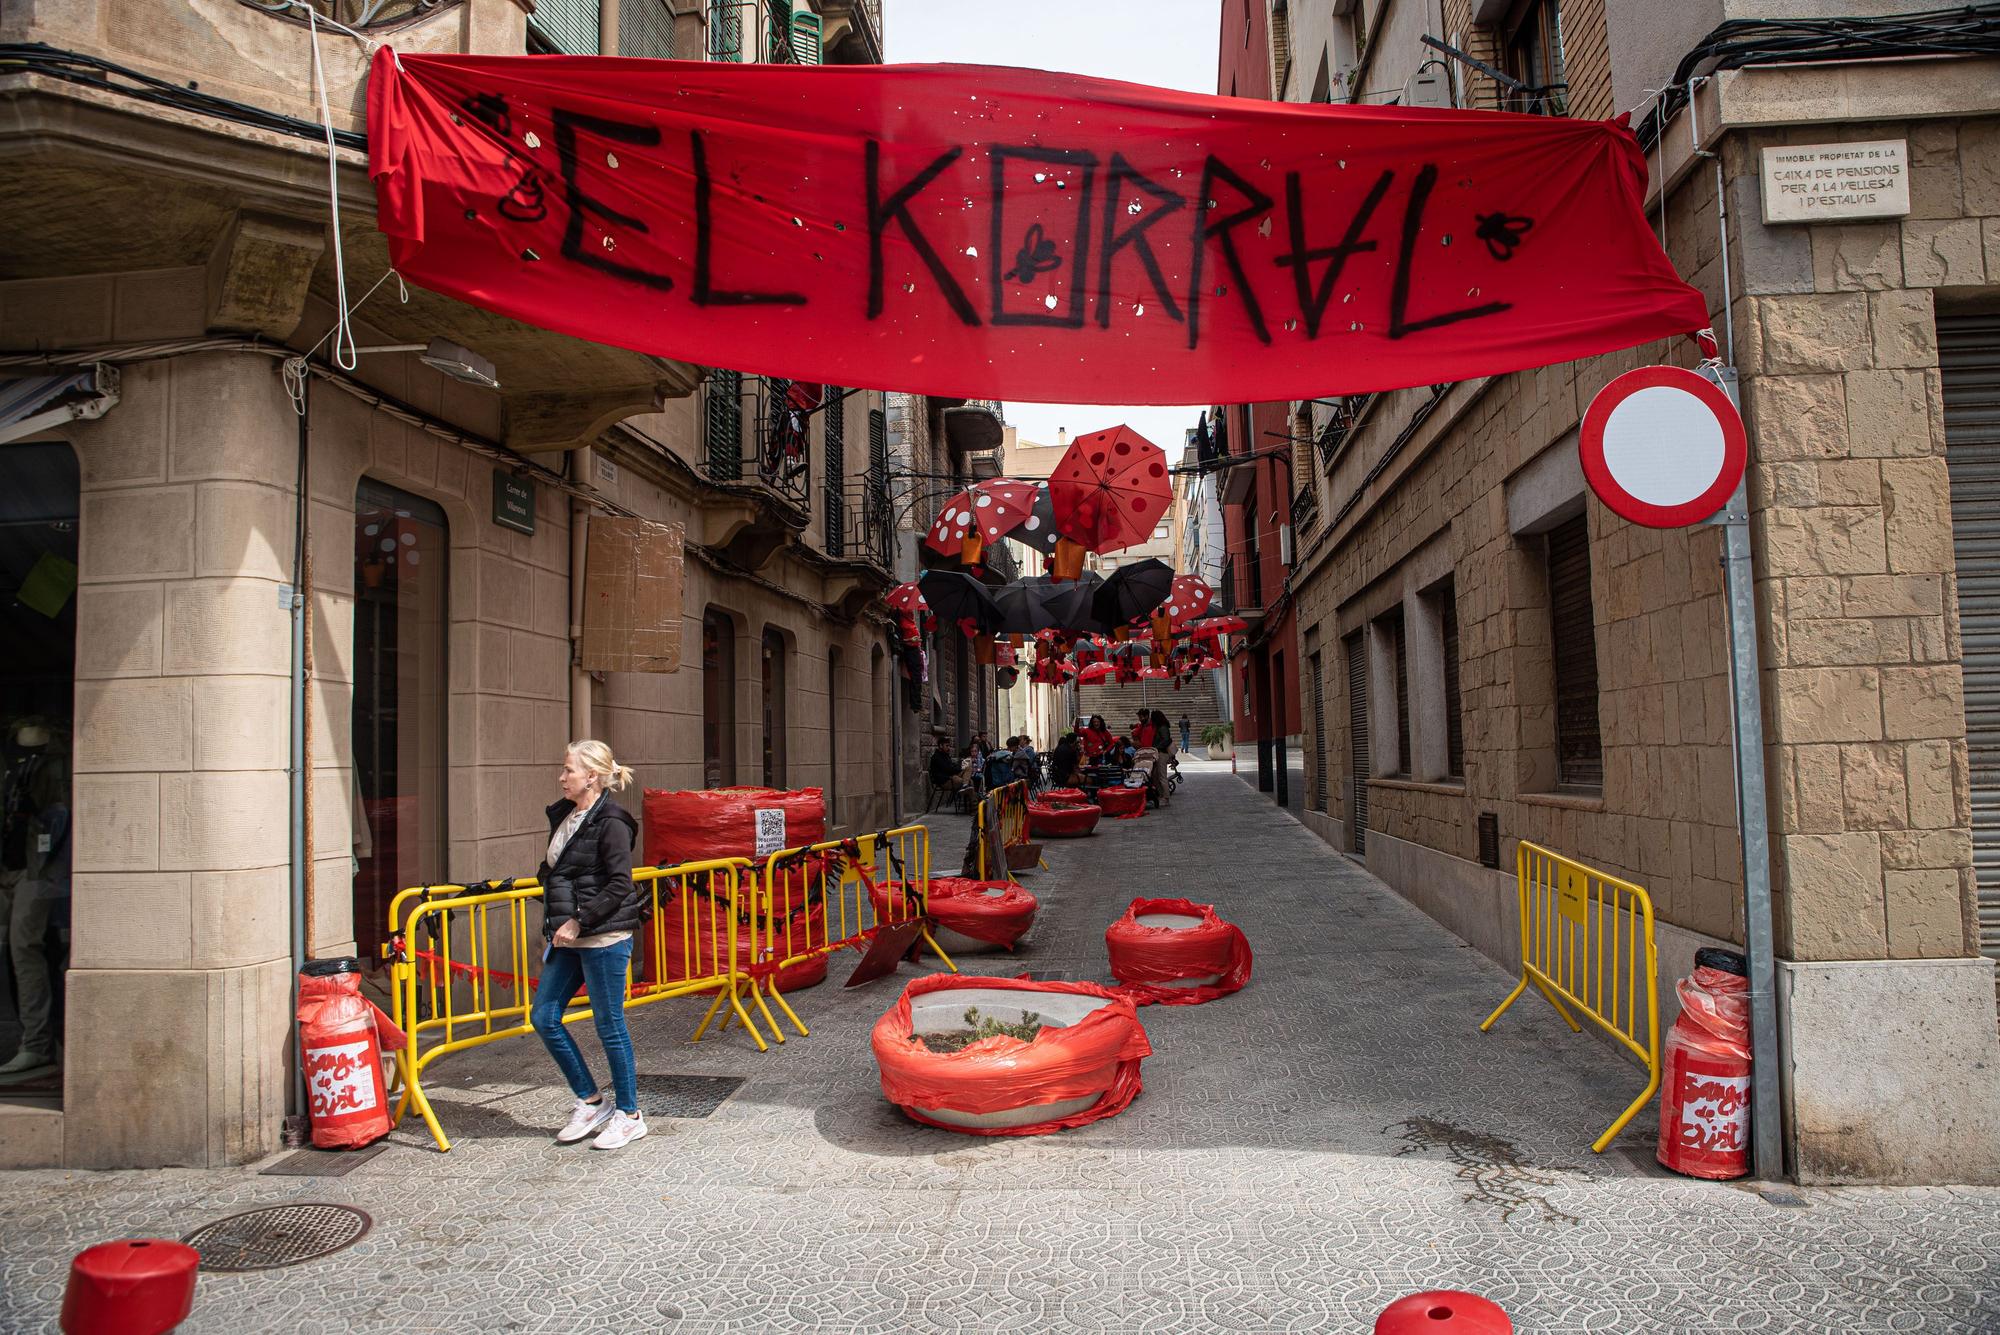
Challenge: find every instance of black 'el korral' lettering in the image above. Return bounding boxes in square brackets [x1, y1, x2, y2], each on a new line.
[553, 107, 675, 292]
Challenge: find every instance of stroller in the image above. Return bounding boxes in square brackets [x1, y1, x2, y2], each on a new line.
[1166, 752, 1183, 796]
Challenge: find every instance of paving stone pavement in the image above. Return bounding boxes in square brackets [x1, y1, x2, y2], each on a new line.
[5, 770, 1998, 1333]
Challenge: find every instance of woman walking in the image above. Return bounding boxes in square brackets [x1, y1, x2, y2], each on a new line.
[531, 740, 649, 1150]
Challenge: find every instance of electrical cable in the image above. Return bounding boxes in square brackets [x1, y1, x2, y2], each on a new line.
[1632, 5, 2000, 151]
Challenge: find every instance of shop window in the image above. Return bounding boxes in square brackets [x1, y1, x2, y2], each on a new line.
[760, 629, 787, 787]
[702, 611, 737, 787]
[353, 478, 449, 963]
[1546, 514, 1602, 789]
[0, 441, 77, 1093]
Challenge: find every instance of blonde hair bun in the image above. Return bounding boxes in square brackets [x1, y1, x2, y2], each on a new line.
[567, 739, 633, 792]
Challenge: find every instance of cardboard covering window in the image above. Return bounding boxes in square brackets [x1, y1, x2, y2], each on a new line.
[581, 516, 685, 673]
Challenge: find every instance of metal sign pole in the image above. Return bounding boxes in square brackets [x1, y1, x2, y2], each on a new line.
[1701, 363, 1785, 1182]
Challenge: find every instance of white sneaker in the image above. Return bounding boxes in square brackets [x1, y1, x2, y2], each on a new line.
[556, 1096, 614, 1144]
[591, 1110, 647, 1150]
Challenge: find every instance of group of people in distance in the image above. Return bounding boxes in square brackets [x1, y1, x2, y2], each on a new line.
[1047, 709, 1179, 808]
[928, 730, 1042, 804]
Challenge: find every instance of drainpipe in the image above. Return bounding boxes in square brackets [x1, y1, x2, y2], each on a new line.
[285, 374, 311, 1132]
[569, 451, 594, 742]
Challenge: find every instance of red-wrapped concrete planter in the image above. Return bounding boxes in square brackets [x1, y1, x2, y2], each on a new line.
[1040, 788, 1090, 806]
[872, 974, 1151, 1135]
[1105, 897, 1253, 1005]
[1029, 800, 1101, 838]
[1096, 785, 1147, 818]
[655, 896, 828, 993]
[871, 878, 1038, 954]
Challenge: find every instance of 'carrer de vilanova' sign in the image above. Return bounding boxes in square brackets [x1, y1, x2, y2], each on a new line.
[1760, 140, 1909, 224]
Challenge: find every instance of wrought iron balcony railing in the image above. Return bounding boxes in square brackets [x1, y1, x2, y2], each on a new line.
[823, 478, 893, 571]
[1291, 484, 1320, 539]
[700, 371, 811, 512]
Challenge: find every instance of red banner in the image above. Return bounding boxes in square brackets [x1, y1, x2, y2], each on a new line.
[368, 52, 1708, 405]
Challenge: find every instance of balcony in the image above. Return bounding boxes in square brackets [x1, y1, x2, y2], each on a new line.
[820, 477, 895, 615]
[697, 371, 811, 569]
[1290, 485, 1320, 541]
[1216, 555, 1265, 622]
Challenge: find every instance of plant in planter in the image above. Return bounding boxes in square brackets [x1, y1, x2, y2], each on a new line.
[1199, 721, 1233, 759]
[872, 975, 1152, 1135]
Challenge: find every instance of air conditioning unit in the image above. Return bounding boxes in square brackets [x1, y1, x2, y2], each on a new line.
[1406, 66, 1452, 109]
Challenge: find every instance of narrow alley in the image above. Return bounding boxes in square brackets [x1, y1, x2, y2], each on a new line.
[3, 769, 1995, 1333]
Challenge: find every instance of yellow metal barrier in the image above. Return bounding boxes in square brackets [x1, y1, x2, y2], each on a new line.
[741, 823, 955, 1043]
[1481, 840, 1661, 1152]
[385, 857, 758, 1152]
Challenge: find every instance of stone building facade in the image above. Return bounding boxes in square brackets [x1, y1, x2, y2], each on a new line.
[0, 0, 904, 1167]
[1274, 0, 2000, 1182]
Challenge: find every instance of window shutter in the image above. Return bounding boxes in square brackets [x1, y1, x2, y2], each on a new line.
[1310, 652, 1326, 810]
[1269, 3, 1292, 95]
[1346, 633, 1368, 853]
[1439, 579, 1464, 778]
[708, 0, 746, 61]
[620, 0, 676, 58]
[705, 369, 743, 480]
[790, 10, 823, 63]
[824, 386, 845, 554]
[1547, 514, 1603, 788]
[1390, 609, 1410, 776]
[529, 0, 600, 54]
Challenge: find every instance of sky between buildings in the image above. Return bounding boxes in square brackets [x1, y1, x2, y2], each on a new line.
[884, 0, 1214, 456]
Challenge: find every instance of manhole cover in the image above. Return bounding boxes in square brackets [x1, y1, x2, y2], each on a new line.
[182, 1203, 372, 1272]
[635, 1074, 745, 1120]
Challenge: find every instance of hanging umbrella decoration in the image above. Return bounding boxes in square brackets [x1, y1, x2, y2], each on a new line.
[1046, 426, 1173, 579]
[1003, 482, 1067, 560]
[925, 479, 1039, 569]
[1076, 661, 1117, 685]
[884, 581, 934, 641]
[1158, 574, 1215, 626]
[1091, 558, 1176, 631]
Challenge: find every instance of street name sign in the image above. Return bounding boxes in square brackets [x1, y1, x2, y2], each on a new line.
[1579, 366, 1746, 529]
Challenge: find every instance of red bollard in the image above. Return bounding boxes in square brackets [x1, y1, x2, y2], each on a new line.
[61, 1239, 198, 1334]
[1375, 1291, 1513, 1334]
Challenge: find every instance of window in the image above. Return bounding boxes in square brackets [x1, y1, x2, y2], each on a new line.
[702, 611, 737, 787]
[1504, 0, 1568, 115]
[704, 369, 743, 481]
[760, 629, 787, 786]
[528, 0, 599, 54]
[1153, 523, 1170, 539]
[1546, 514, 1601, 788]
[1346, 632, 1368, 853]
[708, 0, 746, 61]
[353, 478, 449, 961]
[828, 646, 843, 823]
[1388, 607, 1410, 776]
[824, 386, 846, 554]
[1429, 577, 1465, 778]
[620, 0, 675, 57]
[1270, 1, 1292, 96]
[1310, 651, 1326, 810]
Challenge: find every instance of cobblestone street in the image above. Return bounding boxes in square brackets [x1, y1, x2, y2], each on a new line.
[5, 769, 1998, 1333]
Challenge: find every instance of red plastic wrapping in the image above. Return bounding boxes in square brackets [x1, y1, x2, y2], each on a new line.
[641, 786, 825, 867]
[1039, 788, 1089, 807]
[871, 974, 1151, 1136]
[1029, 801, 1101, 838]
[298, 969, 402, 1149]
[1096, 785, 1147, 818]
[1657, 964, 1752, 1179]
[1105, 897, 1253, 1005]
[653, 892, 827, 992]
[872, 878, 1038, 949]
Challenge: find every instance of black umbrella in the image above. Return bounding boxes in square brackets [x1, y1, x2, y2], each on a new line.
[918, 570, 1006, 634]
[1092, 558, 1175, 627]
[993, 573, 1106, 635]
[1003, 482, 1065, 558]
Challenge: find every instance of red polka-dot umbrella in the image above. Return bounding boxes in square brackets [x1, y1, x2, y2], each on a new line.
[924, 479, 1040, 563]
[1047, 425, 1172, 556]
[1157, 574, 1215, 625]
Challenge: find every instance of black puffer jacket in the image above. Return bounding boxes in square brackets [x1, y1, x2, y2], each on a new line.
[538, 796, 645, 939]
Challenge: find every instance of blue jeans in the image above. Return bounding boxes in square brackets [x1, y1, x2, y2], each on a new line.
[530, 937, 638, 1115]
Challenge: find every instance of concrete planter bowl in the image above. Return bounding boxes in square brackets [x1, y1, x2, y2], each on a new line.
[1104, 897, 1254, 1006]
[871, 976, 1152, 1135]
[1096, 784, 1146, 818]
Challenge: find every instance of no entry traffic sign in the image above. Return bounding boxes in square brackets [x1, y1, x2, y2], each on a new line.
[1579, 366, 1746, 528]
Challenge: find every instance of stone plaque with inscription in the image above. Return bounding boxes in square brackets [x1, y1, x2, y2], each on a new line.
[1760, 140, 1909, 224]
